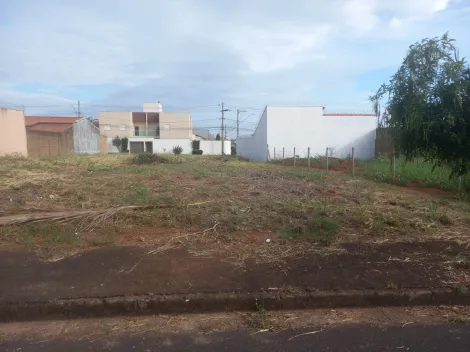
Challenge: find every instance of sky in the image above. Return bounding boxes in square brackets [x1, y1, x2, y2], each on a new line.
[0, 0, 469, 136]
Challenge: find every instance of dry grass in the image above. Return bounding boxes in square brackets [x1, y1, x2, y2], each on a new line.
[0, 153, 469, 263]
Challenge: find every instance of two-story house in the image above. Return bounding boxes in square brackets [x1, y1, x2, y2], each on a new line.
[98, 102, 193, 152]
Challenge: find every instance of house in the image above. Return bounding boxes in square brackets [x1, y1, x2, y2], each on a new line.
[0, 108, 28, 156]
[193, 128, 215, 141]
[98, 102, 229, 154]
[236, 106, 377, 161]
[25, 116, 103, 156]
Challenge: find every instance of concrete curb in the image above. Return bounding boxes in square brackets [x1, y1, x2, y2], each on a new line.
[2, 288, 469, 322]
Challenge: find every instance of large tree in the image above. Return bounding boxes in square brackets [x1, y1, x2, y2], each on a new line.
[371, 33, 470, 177]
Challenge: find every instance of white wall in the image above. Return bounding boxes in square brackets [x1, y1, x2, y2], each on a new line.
[128, 138, 230, 155]
[107, 137, 120, 153]
[236, 108, 268, 161]
[200, 140, 230, 155]
[73, 119, 101, 154]
[266, 107, 377, 160]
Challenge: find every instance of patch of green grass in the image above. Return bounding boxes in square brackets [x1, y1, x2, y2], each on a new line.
[454, 283, 468, 294]
[363, 157, 467, 192]
[86, 163, 113, 172]
[195, 169, 206, 180]
[122, 186, 160, 205]
[89, 233, 117, 246]
[278, 212, 339, 245]
[21, 222, 81, 245]
[449, 315, 470, 324]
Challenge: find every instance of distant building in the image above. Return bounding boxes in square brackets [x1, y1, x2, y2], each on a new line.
[24, 116, 102, 156]
[236, 106, 377, 161]
[0, 108, 28, 156]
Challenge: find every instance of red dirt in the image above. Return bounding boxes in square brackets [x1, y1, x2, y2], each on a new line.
[320, 189, 339, 197]
[0, 241, 466, 302]
[402, 183, 452, 196]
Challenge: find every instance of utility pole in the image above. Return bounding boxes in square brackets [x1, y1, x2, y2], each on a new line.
[220, 102, 230, 155]
[236, 109, 246, 139]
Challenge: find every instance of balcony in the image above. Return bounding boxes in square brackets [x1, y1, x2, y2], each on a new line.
[131, 128, 160, 138]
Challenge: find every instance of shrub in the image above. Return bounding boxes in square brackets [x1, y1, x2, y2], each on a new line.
[112, 136, 122, 151]
[172, 145, 183, 155]
[192, 140, 201, 150]
[231, 145, 236, 155]
[121, 137, 129, 152]
[131, 153, 169, 165]
[192, 150, 203, 155]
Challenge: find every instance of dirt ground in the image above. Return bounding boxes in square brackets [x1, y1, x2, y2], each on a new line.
[0, 154, 469, 289]
[0, 240, 468, 303]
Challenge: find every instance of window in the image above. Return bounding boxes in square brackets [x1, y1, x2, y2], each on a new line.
[104, 124, 111, 131]
[119, 124, 126, 131]
[134, 126, 140, 136]
[163, 124, 170, 131]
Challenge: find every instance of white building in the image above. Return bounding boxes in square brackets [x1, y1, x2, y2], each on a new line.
[236, 106, 377, 161]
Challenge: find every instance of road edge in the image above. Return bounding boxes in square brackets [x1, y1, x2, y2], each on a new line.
[2, 288, 469, 322]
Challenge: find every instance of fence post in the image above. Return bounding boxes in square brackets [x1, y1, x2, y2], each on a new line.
[307, 147, 311, 170]
[266, 144, 269, 162]
[392, 155, 396, 185]
[326, 147, 329, 172]
[293, 147, 296, 168]
[282, 147, 285, 164]
[352, 147, 355, 178]
[274, 147, 276, 161]
[458, 176, 463, 192]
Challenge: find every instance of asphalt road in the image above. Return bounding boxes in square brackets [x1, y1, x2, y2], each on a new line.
[1, 324, 469, 352]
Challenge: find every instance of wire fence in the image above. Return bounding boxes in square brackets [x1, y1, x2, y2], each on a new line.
[268, 146, 358, 177]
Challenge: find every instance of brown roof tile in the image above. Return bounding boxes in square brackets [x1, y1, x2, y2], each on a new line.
[27, 123, 74, 133]
[25, 116, 80, 126]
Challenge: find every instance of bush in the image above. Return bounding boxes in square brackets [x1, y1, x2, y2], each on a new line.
[192, 140, 200, 150]
[112, 136, 122, 151]
[192, 150, 203, 155]
[172, 145, 183, 155]
[131, 153, 169, 165]
[121, 137, 129, 153]
[231, 145, 236, 155]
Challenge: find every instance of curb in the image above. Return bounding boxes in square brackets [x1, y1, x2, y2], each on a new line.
[2, 288, 469, 322]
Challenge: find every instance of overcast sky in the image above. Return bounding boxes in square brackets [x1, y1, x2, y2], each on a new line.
[1, 0, 469, 135]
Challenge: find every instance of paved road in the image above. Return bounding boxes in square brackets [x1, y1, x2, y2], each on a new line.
[2, 324, 469, 351]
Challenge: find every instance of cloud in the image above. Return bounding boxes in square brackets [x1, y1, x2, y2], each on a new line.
[0, 0, 468, 123]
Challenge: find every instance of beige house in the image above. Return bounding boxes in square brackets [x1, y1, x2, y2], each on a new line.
[0, 108, 28, 156]
[98, 103, 193, 140]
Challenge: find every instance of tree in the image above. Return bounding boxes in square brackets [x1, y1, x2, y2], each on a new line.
[112, 136, 122, 152]
[371, 33, 470, 177]
[216, 133, 221, 141]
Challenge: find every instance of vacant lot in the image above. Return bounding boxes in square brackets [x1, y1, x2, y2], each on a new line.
[0, 154, 469, 268]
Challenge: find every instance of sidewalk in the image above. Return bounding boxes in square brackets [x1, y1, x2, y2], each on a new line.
[1, 240, 469, 321]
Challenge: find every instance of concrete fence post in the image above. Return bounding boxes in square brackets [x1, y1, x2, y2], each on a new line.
[274, 147, 276, 161]
[293, 147, 296, 168]
[352, 147, 355, 178]
[307, 147, 311, 169]
[392, 155, 396, 185]
[282, 147, 285, 164]
[326, 147, 329, 173]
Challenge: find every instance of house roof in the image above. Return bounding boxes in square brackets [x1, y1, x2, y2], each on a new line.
[24, 116, 81, 126]
[27, 122, 74, 133]
[132, 112, 159, 124]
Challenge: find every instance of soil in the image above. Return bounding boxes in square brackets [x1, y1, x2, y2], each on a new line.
[403, 183, 453, 196]
[0, 241, 465, 303]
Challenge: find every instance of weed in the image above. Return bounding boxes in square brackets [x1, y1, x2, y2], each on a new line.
[454, 253, 470, 269]
[21, 222, 80, 245]
[249, 300, 271, 330]
[122, 185, 164, 205]
[449, 315, 470, 324]
[131, 153, 169, 165]
[90, 233, 117, 246]
[454, 283, 468, 294]
[385, 281, 398, 289]
[228, 222, 238, 233]
[195, 169, 206, 180]
[278, 212, 338, 245]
